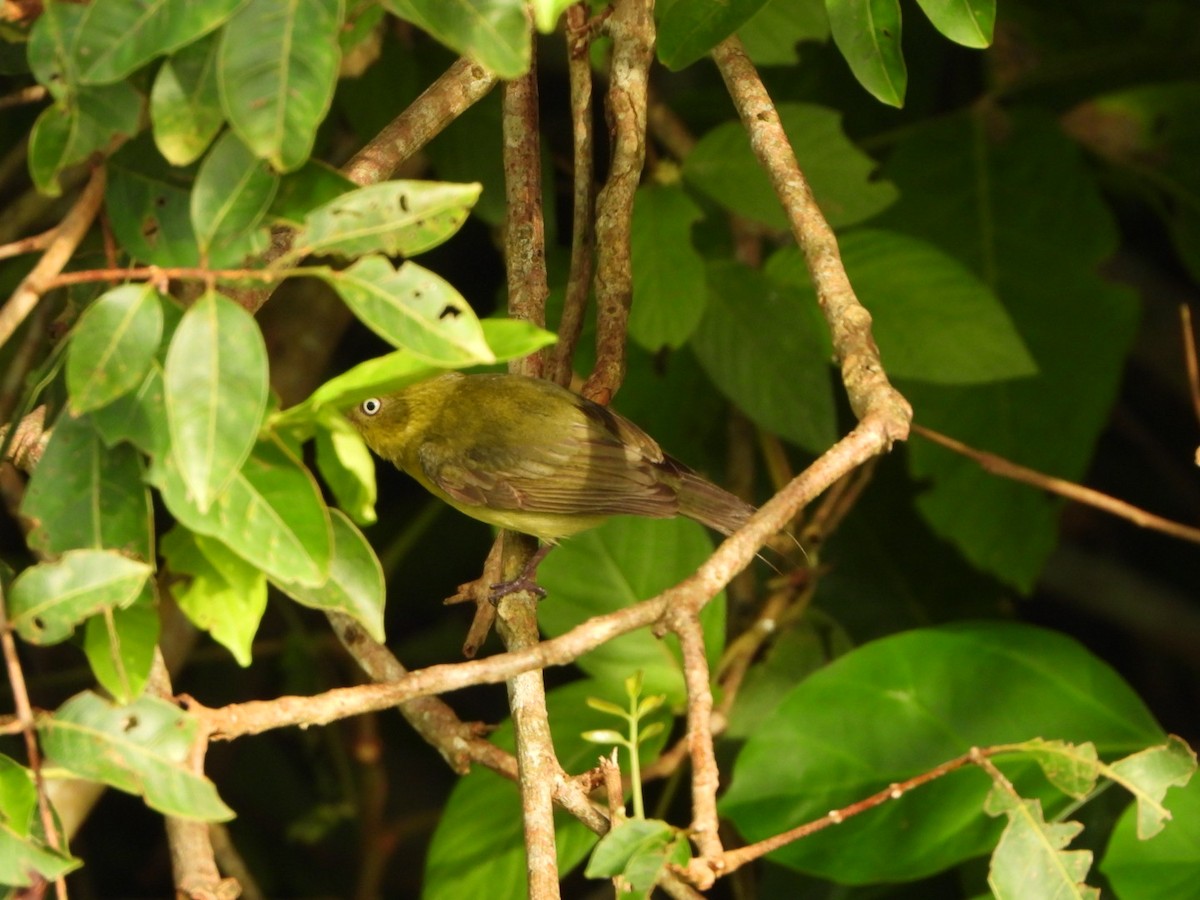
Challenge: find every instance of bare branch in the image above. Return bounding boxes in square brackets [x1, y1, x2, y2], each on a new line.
[0, 164, 107, 348]
[583, 0, 655, 405]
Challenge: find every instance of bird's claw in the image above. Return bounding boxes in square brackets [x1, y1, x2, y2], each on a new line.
[488, 577, 547, 603]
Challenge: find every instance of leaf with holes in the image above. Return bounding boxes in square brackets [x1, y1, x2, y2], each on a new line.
[40, 692, 234, 821]
[8, 551, 153, 645]
[292, 180, 481, 259]
[319, 256, 495, 365]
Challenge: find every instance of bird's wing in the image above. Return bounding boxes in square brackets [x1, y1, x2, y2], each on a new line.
[416, 400, 682, 519]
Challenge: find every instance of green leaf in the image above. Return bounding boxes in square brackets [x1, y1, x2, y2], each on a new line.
[218, 0, 343, 172]
[628, 182, 707, 351]
[163, 291, 269, 514]
[1101, 767, 1200, 900]
[825, 0, 906, 107]
[319, 256, 495, 365]
[269, 160, 357, 226]
[383, 0, 529, 79]
[683, 102, 897, 230]
[162, 527, 268, 666]
[691, 260, 836, 453]
[40, 692, 234, 821]
[737, 0, 829, 66]
[585, 818, 676, 884]
[83, 594, 160, 704]
[74, 0, 244, 84]
[531, 0, 574, 33]
[8, 550, 153, 645]
[292, 180, 481, 259]
[720, 622, 1165, 882]
[67, 284, 165, 413]
[27, 0, 85, 97]
[271, 510, 386, 643]
[537, 517, 726, 705]
[153, 436, 333, 587]
[0, 756, 37, 839]
[190, 130, 278, 266]
[28, 82, 142, 197]
[22, 412, 153, 560]
[985, 791, 1098, 900]
[106, 142, 202, 267]
[766, 229, 1037, 384]
[92, 363, 171, 458]
[1016, 738, 1101, 799]
[424, 680, 666, 899]
[313, 409, 377, 525]
[1106, 736, 1197, 840]
[0, 757, 80, 885]
[658, 0, 771, 70]
[878, 112, 1140, 590]
[150, 33, 225, 166]
[913, 0, 994, 48]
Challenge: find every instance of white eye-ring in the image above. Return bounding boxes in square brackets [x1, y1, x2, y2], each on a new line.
[360, 398, 382, 416]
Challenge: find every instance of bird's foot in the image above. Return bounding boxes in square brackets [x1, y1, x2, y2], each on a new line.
[488, 575, 547, 603]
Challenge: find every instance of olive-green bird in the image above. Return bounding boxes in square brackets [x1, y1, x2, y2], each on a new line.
[346, 372, 754, 594]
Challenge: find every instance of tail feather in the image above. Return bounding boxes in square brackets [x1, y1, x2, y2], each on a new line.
[676, 469, 755, 536]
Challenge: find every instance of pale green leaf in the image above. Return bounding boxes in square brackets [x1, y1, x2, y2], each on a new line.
[985, 792, 1098, 900]
[28, 83, 142, 197]
[150, 33, 225, 166]
[74, 0, 244, 84]
[190, 130, 277, 266]
[83, 595, 160, 704]
[153, 436, 332, 587]
[162, 528, 268, 666]
[292, 180, 481, 259]
[8, 550, 153, 645]
[67, 284, 164, 414]
[218, 0, 343, 171]
[163, 292, 269, 513]
[271, 510, 386, 643]
[1106, 736, 1197, 840]
[40, 692, 234, 821]
[384, 0, 529, 78]
[314, 409, 377, 525]
[319, 256, 495, 365]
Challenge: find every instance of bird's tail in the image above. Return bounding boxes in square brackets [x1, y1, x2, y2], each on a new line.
[676, 470, 755, 536]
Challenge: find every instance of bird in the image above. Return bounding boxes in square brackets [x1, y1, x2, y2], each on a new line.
[345, 371, 755, 597]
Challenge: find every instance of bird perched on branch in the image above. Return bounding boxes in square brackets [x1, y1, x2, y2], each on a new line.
[346, 371, 755, 597]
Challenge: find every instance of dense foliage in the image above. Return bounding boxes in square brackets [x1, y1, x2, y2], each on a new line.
[0, 0, 1197, 897]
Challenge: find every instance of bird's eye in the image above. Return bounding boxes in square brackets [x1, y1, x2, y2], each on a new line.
[360, 398, 382, 416]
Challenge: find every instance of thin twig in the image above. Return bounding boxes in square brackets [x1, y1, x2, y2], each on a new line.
[150, 651, 237, 899]
[716, 746, 1003, 874]
[343, 57, 499, 186]
[0, 226, 58, 261]
[0, 84, 47, 110]
[914, 424, 1200, 544]
[0, 579, 68, 898]
[666, 614, 723, 865]
[582, 0, 655, 405]
[0, 164, 107, 349]
[711, 36, 911, 437]
[548, 2, 597, 388]
[1180, 304, 1200, 429]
